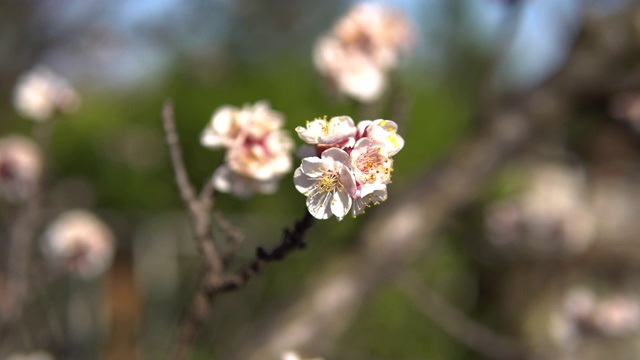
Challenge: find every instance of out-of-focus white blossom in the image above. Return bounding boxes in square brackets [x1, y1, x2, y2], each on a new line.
[593, 295, 640, 337]
[201, 101, 284, 148]
[314, 3, 413, 102]
[609, 91, 640, 132]
[294, 116, 403, 220]
[6, 351, 55, 360]
[314, 39, 387, 102]
[281, 351, 324, 360]
[226, 130, 293, 181]
[550, 287, 640, 347]
[212, 164, 280, 199]
[202, 101, 293, 198]
[13, 66, 80, 121]
[485, 163, 595, 253]
[0, 135, 42, 202]
[41, 210, 115, 279]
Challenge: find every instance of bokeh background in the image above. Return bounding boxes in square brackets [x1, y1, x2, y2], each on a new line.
[2, 0, 640, 359]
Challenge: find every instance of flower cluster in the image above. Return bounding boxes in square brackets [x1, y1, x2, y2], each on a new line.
[201, 101, 294, 198]
[313, 3, 413, 102]
[40, 210, 115, 279]
[13, 65, 80, 121]
[293, 116, 404, 220]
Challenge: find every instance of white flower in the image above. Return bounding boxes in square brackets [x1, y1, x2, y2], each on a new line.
[313, 3, 413, 102]
[41, 210, 115, 279]
[239, 101, 285, 138]
[200, 106, 242, 148]
[226, 130, 293, 181]
[0, 135, 42, 202]
[203, 101, 293, 198]
[314, 37, 387, 102]
[13, 66, 80, 121]
[333, 3, 413, 70]
[357, 119, 404, 156]
[294, 148, 356, 220]
[201, 101, 284, 149]
[214, 126, 293, 198]
[350, 137, 393, 186]
[212, 165, 280, 199]
[295, 116, 356, 147]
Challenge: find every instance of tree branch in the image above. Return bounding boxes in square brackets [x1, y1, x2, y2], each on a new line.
[220, 211, 315, 292]
[163, 101, 317, 360]
[398, 271, 528, 360]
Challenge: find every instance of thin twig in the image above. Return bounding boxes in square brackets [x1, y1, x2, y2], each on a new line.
[162, 101, 221, 269]
[398, 271, 528, 360]
[163, 101, 223, 360]
[162, 101, 199, 214]
[214, 211, 245, 264]
[220, 211, 315, 292]
[172, 211, 315, 360]
[163, 101, 318, 359]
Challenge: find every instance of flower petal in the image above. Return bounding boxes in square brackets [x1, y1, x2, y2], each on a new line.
[301, 157, 328, 176]
[321, 147, 351, 167]
[293, 167, 317, 194]
[352, 187, 387, 217]
[200, 128, 226, 148]
[331, 186, 352, 220]
[338, 166, 357, 197]
[306, 191, 332, 219]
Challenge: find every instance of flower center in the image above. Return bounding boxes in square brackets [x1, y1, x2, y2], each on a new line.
[316, 171, 340, 193]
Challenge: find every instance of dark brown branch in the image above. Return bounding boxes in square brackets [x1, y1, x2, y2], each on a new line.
[172, 210, 315, 360]
[399, 272, 528, 360]
[220, 211, 315, 292]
